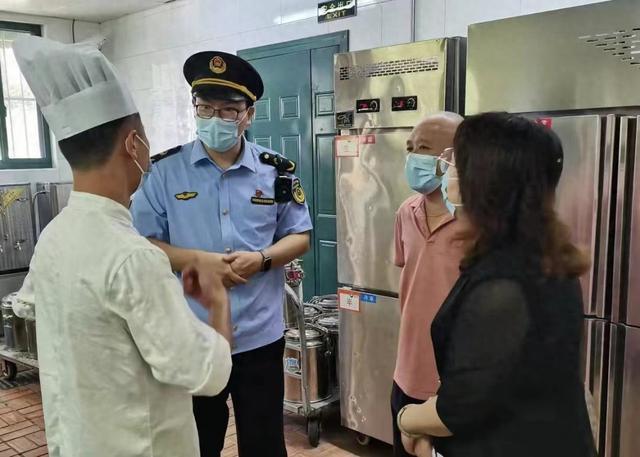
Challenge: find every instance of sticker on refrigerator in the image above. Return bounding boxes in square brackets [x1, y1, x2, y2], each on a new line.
[336, 111, 354, 129]
[359, 134, 376, 145]
[360, 293, 377, 303]
[339, 289, 361, 312]
[335, 135, 359, 158]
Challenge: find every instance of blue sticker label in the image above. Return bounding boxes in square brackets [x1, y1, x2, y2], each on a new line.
[360, 294, 377, 304]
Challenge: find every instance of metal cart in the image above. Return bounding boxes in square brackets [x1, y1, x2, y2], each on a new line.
[0, 339, 38, 381]
[283, 281, 340, 447]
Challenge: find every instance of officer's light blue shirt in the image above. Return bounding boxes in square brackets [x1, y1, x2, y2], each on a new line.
[131, 139, 313, 354]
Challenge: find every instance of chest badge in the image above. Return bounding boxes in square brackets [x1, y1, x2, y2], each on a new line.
[292, 179, 305, 205]
[175, 191, 198, 201]
[251, 189, 275, 206]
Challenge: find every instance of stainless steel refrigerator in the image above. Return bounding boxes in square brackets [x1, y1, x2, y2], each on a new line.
[467, 2, 640, 455]
[0, 184, 35, 298]
[34, 182, 72, 236]
[334, 38, 465, 444]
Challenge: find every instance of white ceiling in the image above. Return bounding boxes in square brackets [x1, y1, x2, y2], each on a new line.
[0, 0, 170, 23]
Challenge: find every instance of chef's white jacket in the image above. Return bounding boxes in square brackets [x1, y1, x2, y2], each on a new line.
[14, 191, 231, 457]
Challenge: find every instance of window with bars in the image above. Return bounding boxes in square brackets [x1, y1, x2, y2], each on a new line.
[0, 21, 52, 170]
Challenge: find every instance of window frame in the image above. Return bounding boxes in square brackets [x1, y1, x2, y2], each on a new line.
[0, 21, 53, 170]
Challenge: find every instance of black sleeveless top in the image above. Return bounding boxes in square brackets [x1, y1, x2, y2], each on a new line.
[431, 247, 597, 457]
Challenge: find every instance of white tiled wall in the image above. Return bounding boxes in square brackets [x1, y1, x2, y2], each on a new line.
[415, 0, 608, 40]
[0, 13, 99, 186]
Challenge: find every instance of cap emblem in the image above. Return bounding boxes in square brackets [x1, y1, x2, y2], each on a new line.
[209, 56, 227, 74]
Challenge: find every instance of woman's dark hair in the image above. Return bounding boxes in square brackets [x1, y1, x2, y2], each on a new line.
[454, 112, 589, 278]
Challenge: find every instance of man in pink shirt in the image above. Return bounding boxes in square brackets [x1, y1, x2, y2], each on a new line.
[392, 112, 465, 457]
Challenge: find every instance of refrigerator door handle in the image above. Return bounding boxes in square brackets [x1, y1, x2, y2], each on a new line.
[605, 324, 623, 457]
[594, 115, 617, 318]
[591, 320, 607, 450]
[611, 117, 636, 323]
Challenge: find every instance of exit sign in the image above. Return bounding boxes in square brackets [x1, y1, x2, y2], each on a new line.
[318, 1, 357, 23]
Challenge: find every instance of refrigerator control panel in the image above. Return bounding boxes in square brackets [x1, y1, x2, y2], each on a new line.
[391, 96, 418, 111]
[356, 98, 380, 113]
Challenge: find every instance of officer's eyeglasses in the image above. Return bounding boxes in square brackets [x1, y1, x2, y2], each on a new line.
[195, 104, 246, 122]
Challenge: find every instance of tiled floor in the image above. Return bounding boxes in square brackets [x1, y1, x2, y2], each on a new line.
[0, 382, 392, 457]
[0, 384, 47, 457]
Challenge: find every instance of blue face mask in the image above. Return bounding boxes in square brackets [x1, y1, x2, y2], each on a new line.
[404, 153, 442, 194]
[196, 116, 243, 152]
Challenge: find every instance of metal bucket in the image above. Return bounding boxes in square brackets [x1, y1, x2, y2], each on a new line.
[284, 328, 330, 403]
[1, 294, 27, 351]
[313, 313, 340, 391]
[25, 320, 37, 359]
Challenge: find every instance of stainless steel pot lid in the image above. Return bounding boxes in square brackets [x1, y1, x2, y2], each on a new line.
[317, 315, 339, 328]
[303, 306, 321, 316]
[285, 328, 322, 341]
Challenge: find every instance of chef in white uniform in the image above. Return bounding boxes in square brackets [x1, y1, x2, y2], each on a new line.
[12, 36, 232, 457]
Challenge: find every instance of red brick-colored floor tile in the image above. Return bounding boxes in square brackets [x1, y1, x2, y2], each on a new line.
[22, 411, 42, 421]
[1, 425, 41, 443]
[4, 401, 29, 412]
[15, 408, 39, 418]
[0, 422, 33, 438]
[22, 447, 47, 457]
[0, 389, 30, 402]
[0, 413, 26, 427]
[6, 437, 37, 453]
[19, 396, 40, 409]
[24, 432, 45, 448]
[0, 448, 18, 457]
[28, 418, 44, 429]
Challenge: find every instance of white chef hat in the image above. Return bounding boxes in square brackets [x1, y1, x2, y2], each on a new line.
[13, 35, 138, 141]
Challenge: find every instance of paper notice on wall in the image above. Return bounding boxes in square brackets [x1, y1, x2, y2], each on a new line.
[338, 289, 360, 312]
[335, 135, 359, 157]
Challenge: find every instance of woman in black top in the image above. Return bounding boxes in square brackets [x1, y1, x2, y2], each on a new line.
[397, 112, 597, 457]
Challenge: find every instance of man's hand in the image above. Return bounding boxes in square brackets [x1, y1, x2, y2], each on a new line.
[182, 265, 227, 310]
[195, 251, 247, 288]
[223, 251, 263, 280]
[401, 434, 417, 456]
[183, 263, 233, 342]
[401, 434, 432, 457]
[414, 437, 433, 457]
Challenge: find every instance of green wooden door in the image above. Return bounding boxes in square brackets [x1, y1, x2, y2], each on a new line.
[240, 33, 347, 299]
[311, 45, 339, 296]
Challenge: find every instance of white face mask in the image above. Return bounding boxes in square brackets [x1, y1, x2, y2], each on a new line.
[130, 134, 151, 193]
[438, 147, 463, 215]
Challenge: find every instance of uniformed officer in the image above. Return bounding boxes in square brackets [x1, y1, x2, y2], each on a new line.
[131, 51, 312, 457]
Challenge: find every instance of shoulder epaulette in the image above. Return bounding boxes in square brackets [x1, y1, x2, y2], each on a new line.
[151, 145, 182, 164]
